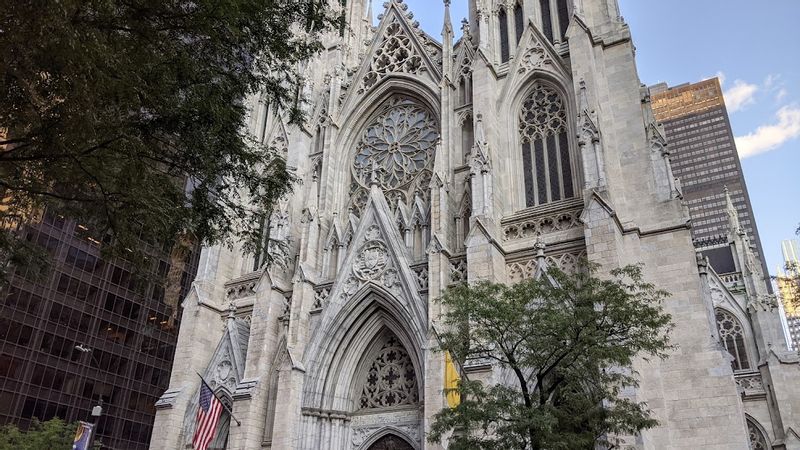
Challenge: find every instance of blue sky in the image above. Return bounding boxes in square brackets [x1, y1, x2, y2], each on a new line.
[371, 0, 800, 275]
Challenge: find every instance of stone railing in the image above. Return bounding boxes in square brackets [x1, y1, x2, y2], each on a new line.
[501, 198, 584, 242]
[735, 371, 766, 398]
[224, 272, 261, 300]
[720, 272, 742, 285]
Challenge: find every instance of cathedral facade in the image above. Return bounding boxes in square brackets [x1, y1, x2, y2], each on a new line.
[149, 1, 800, 449]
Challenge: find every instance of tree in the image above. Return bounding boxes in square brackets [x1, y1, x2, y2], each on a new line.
[0, 418, 76, 450]
[429, 264, 674, 450]
[0, 0, 337, 278]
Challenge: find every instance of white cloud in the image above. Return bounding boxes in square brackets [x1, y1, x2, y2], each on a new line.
[735, 106, 800, 158]
[715, 71, 727, 85]
[724, 80, 759, 113]
[776, 88, 789, 102]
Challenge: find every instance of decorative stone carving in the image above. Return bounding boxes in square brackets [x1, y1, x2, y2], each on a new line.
[501, 204, 583, 241]
[410, 263, 428, 291]
[313, 285, 331, 310]
[518, 42, 552, 74]
[519, 83, 567, 140]
[747, 294, 778, 313]
[747, 419, 768, 450]
[360, 17, 425, 94]
[354, 241, 390, 281]
[735, 372, 765, 396]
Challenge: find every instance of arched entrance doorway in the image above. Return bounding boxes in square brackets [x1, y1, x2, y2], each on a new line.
[367, 434, 415, 450]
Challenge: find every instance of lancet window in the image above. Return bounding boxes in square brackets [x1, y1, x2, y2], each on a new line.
[358, 335, 419, 409]
[514, 1, 525, 43]
[540, 0, 570, 43]
[499, 7, 510, 63]
[715, 309, 750, 371]
[519, 82, 575, 207]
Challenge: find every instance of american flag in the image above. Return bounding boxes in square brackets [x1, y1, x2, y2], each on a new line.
[192, 380, 223, 450]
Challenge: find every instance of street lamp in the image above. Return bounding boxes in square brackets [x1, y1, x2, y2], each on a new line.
[75, 344, 103, 450]
[87, 400, 103, 450]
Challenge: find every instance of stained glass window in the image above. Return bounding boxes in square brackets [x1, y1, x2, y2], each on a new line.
[519, 82, 574, 207]
[349, 96, 438, 216]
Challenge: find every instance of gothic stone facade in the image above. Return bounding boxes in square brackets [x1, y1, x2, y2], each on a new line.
[149, 1, 800, 449]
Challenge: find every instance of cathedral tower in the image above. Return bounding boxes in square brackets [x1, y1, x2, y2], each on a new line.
[149, 1, 800, 449]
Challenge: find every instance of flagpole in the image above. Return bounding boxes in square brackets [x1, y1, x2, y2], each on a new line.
[195, 372, 242, 426]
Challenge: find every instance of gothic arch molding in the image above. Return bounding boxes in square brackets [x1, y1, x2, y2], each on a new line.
[302, 284, 426, 412]
[357, 427, 419, 450]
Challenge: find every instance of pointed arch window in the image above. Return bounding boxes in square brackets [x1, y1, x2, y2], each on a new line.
[519, 82, 575, 208]
[514, 1, 525, 44]
[498, 7, 510, 63]
[715, 309, 750, 371]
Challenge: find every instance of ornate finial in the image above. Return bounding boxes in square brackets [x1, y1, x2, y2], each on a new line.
[535, 235, 546, 261]
[461, 19, 471, 39]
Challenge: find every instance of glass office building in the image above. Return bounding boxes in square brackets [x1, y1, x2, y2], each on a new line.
[651, 78, 770, 281]
[0, 210, 199, 449]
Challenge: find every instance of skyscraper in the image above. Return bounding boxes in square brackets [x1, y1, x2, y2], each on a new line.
[0, 210, 199, 449]
[650, 78, 770, 282]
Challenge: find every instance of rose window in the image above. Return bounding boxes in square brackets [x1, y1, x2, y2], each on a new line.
[350, 97, 438, 216]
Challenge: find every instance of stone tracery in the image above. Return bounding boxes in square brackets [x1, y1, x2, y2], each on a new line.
[518, 82, 574, 207]
[353, 97, 438, 192]
[358, 334, 419, 410]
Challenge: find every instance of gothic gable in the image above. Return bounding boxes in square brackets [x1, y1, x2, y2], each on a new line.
[304, 183, 427, 362]
[341, 0, 442, 107]
[452, 35, 475, 82]
[203, 315, 250, 395]
[499, 18, 572, 105]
